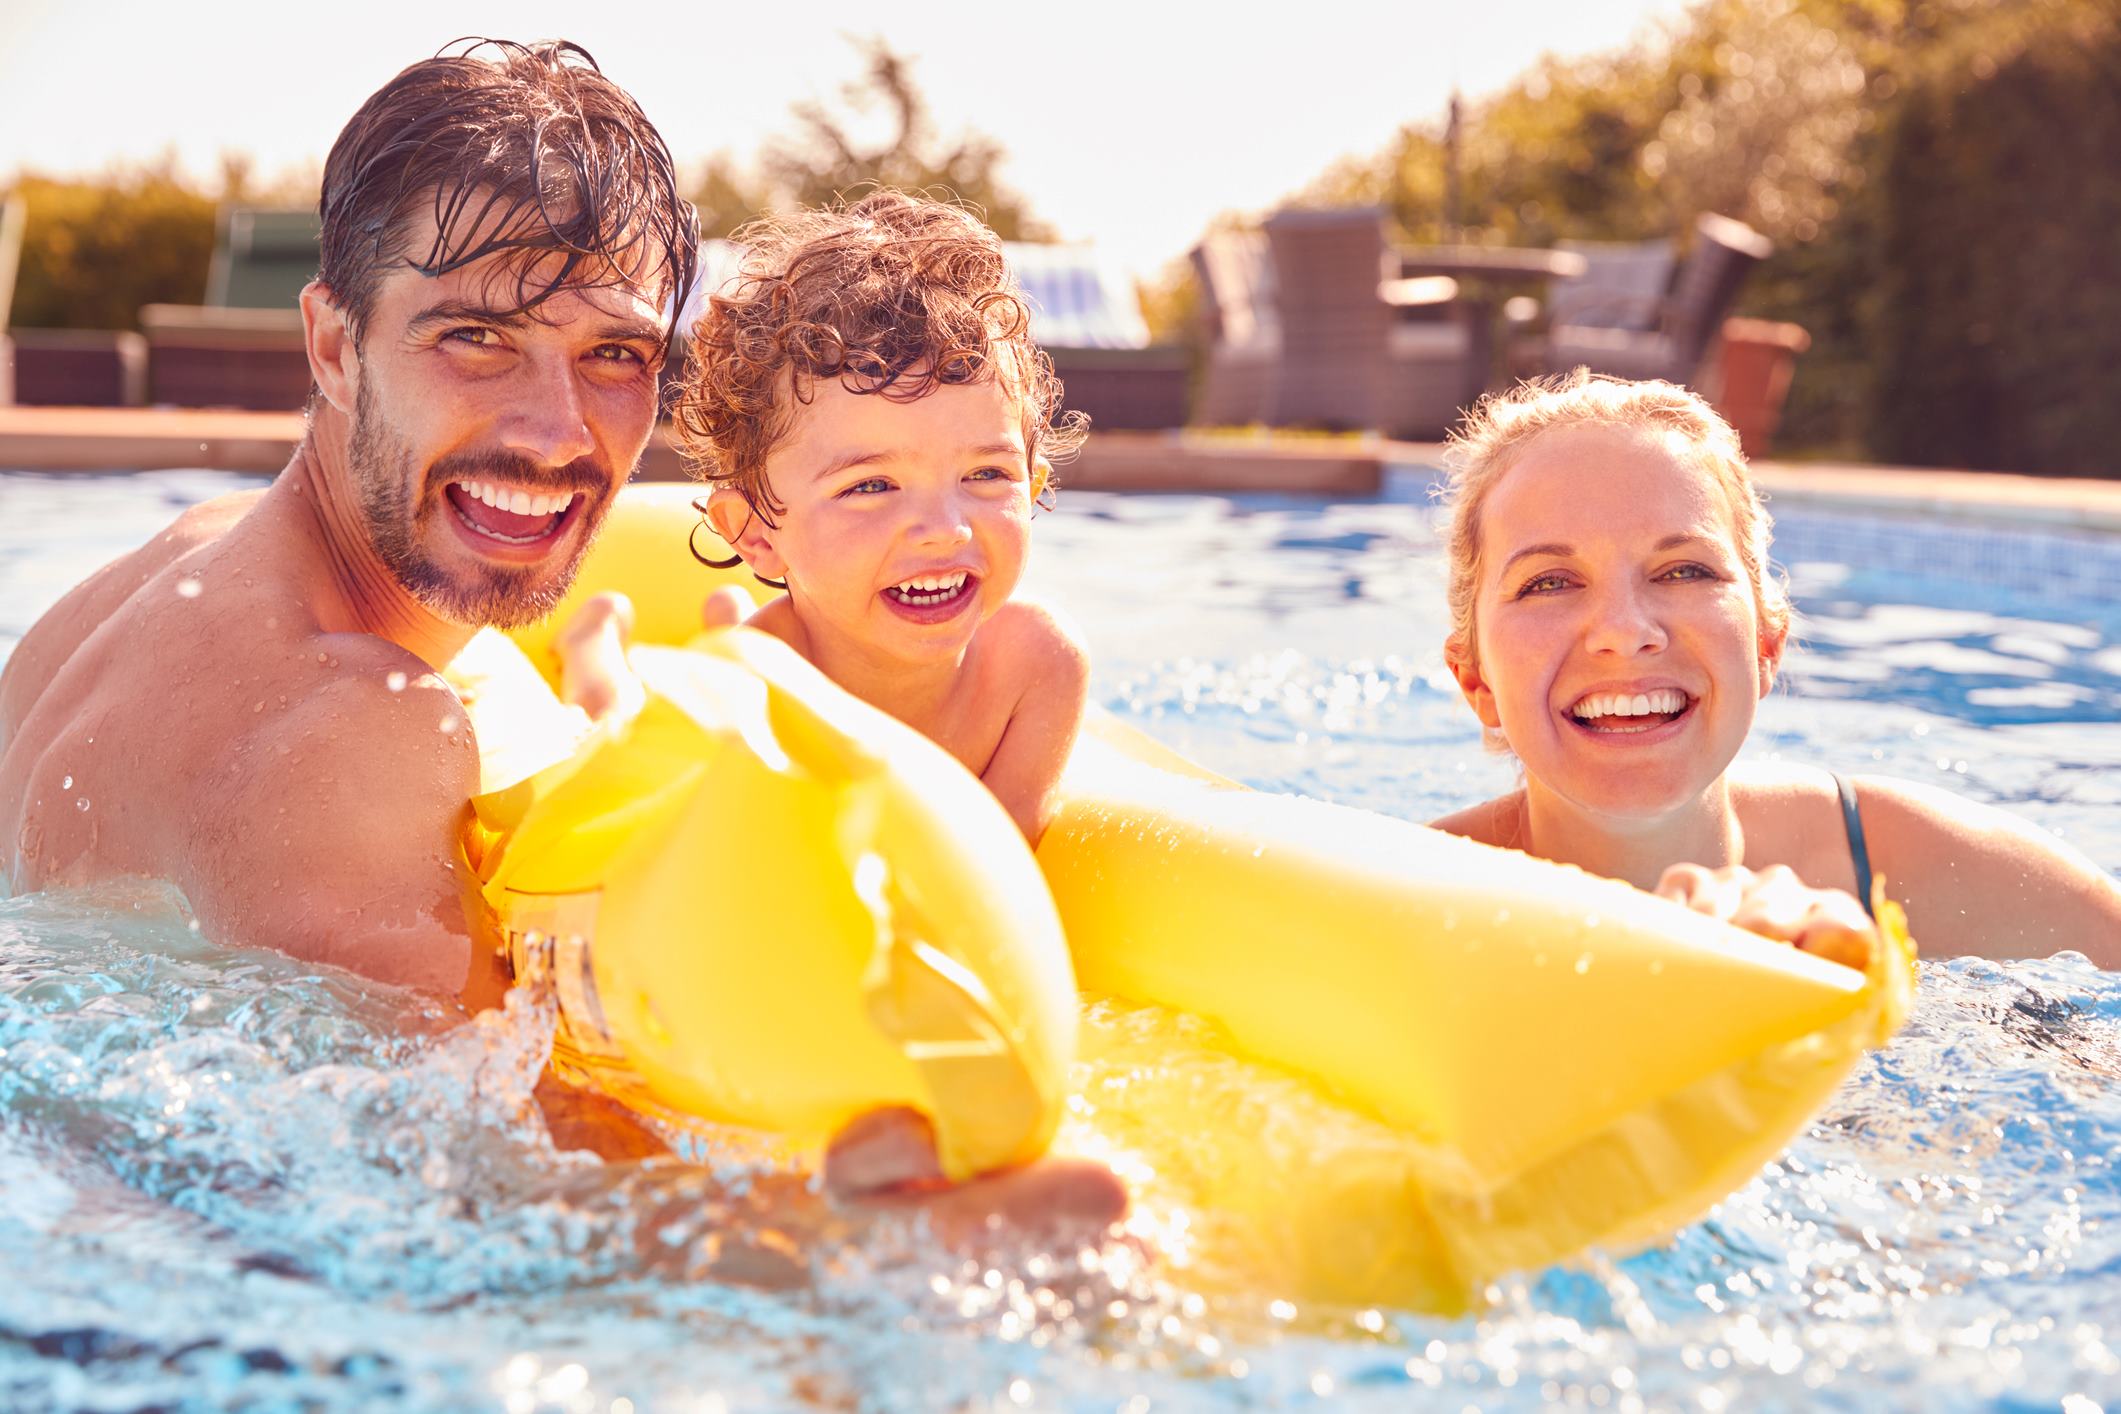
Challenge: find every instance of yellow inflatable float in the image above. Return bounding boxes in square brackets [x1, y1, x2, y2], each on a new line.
[458, 484, 1916, 1313]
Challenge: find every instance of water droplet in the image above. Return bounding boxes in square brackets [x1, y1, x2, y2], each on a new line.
[175, 577, 203, 599]
[60, 775, 72, 790]
[386, 671, 408, 693]
[75, 797, 90, 812]
[253, 701, 265, 713]
[439, 715, 459, 733]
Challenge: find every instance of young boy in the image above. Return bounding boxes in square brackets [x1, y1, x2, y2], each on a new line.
[560, 191, 1092, 842]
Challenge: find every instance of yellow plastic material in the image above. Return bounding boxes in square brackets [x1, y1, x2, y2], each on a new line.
[1046, 731, 1914, 1311]
[467, 485, 1916, 1312]
[468, 627, 1078, 1181]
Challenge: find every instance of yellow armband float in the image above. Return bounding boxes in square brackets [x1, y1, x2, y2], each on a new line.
[462, 485, 1915, 1313]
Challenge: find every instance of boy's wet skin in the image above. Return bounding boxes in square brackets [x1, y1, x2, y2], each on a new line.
[0, 43, 1125, 1248]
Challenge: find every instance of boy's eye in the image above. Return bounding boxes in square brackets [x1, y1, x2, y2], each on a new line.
[838, 477, 893, 497]
[966, 466, 1015, 483]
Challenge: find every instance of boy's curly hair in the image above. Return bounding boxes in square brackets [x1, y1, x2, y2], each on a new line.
[668, 190, 1087, 519]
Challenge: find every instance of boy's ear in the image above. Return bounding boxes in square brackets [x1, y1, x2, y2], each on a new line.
[1445, 635, 1502, 732]
[1030, 459, 1058, 512]
[301, 280, 359, 414]
[705, 488, 787, 583]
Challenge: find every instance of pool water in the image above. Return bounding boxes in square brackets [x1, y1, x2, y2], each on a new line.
[2, 468, 2118, 1412]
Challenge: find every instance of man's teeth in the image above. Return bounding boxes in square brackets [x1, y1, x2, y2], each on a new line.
[1572, 688, 1690, 720]
[456, 480, 575, 518]
[889, 571, 969, 604]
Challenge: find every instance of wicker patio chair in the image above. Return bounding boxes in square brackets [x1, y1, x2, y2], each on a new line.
[1261, 207, 1474, 439]
[1532, 213, 1772, 387]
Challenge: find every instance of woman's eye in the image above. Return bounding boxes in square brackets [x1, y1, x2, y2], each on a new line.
[1515, 573, 1573, 597]
[1658, 562, 1720, 583]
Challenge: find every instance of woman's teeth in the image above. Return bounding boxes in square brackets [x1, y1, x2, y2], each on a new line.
[1571, 688, 1690, 724]
[455, 480, 577, 518]
[886, 572, 970, 606]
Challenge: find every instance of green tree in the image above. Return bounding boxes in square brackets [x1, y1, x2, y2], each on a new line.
[6, 160, 217, 330]
[696, 38, 1049, 241]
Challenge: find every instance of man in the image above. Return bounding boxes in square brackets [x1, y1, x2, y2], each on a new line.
[0, 39, 1120, 1241]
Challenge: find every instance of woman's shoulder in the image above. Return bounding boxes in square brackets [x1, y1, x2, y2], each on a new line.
[1430, 791, 1523, 847]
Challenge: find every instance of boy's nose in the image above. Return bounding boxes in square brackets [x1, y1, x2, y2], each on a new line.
[908, 490, 975, 548]
[499, 355, 596, 469]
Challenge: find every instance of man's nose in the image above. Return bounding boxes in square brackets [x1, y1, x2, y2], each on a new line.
[1584, 581, 1669, 656]
[499, 353, 596, 469]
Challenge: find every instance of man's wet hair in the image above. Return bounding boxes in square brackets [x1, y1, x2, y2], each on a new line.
[671, 189, 1086, 520]
[318, 38, 698, 348]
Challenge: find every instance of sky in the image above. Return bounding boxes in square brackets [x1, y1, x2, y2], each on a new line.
[0, 0, 1692, 280]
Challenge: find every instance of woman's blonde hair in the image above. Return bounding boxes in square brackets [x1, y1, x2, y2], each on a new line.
[1439, 370, 1790, 679]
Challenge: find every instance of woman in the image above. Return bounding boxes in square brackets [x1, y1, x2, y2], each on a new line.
[1430, 372, 2121, 967]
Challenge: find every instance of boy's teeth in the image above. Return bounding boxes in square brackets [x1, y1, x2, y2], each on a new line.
[894, 572, 967, 593]
[1572, 688, 1688, 720]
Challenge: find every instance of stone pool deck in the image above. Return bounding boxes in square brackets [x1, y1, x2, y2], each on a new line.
[2, 407, 2117, 531]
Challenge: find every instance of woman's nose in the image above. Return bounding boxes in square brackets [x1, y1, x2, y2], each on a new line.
[1583, 582, 1668, 656]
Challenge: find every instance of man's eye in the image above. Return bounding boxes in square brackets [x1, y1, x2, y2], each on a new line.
[591, 344, 645, 364]
[446, 327, 502, 347]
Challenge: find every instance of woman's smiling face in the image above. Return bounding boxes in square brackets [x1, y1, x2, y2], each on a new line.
[1452, 421, 1784, 821]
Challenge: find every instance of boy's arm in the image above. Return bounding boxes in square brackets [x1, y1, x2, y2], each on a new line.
[979, 603, 1090, 844]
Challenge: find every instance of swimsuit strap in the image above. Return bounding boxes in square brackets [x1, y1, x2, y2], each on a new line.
[1832, 772, 1877, 919]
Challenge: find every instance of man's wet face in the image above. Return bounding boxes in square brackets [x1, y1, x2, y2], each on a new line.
[350, 375, 617, 629]
[342, 252, 670, 630]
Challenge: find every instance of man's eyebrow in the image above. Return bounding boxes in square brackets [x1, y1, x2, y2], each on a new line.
[403, 300, 531, 334]
[592, 319, 668, 346]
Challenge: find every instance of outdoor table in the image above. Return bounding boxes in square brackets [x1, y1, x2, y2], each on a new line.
[1384, 245, 1590, 404]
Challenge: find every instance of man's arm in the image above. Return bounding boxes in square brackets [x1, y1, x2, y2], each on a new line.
[186, 647, 503, 1002]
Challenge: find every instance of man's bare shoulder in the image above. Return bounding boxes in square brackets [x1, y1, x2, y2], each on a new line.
[194, 638, 490, 993]
[1, 489, 267, 734]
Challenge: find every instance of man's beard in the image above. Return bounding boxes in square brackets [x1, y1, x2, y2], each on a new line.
[350, 380, 611, 630]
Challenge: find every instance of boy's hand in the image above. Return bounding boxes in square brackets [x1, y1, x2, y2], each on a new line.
[824, 1106, 1128, 1247]
[1657, 862, 1877, 971]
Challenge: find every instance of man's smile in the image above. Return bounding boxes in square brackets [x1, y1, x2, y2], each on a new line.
[443, 477, 588, 549]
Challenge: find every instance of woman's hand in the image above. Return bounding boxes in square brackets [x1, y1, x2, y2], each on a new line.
[1657, 862, 1876, 971]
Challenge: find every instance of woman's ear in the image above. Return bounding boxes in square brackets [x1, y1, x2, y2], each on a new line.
[705, 487, 787, 585]
[1757, 615, 1789, 696]
[1445, 635, 1502, 731]
[300, 281, 358, 414]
